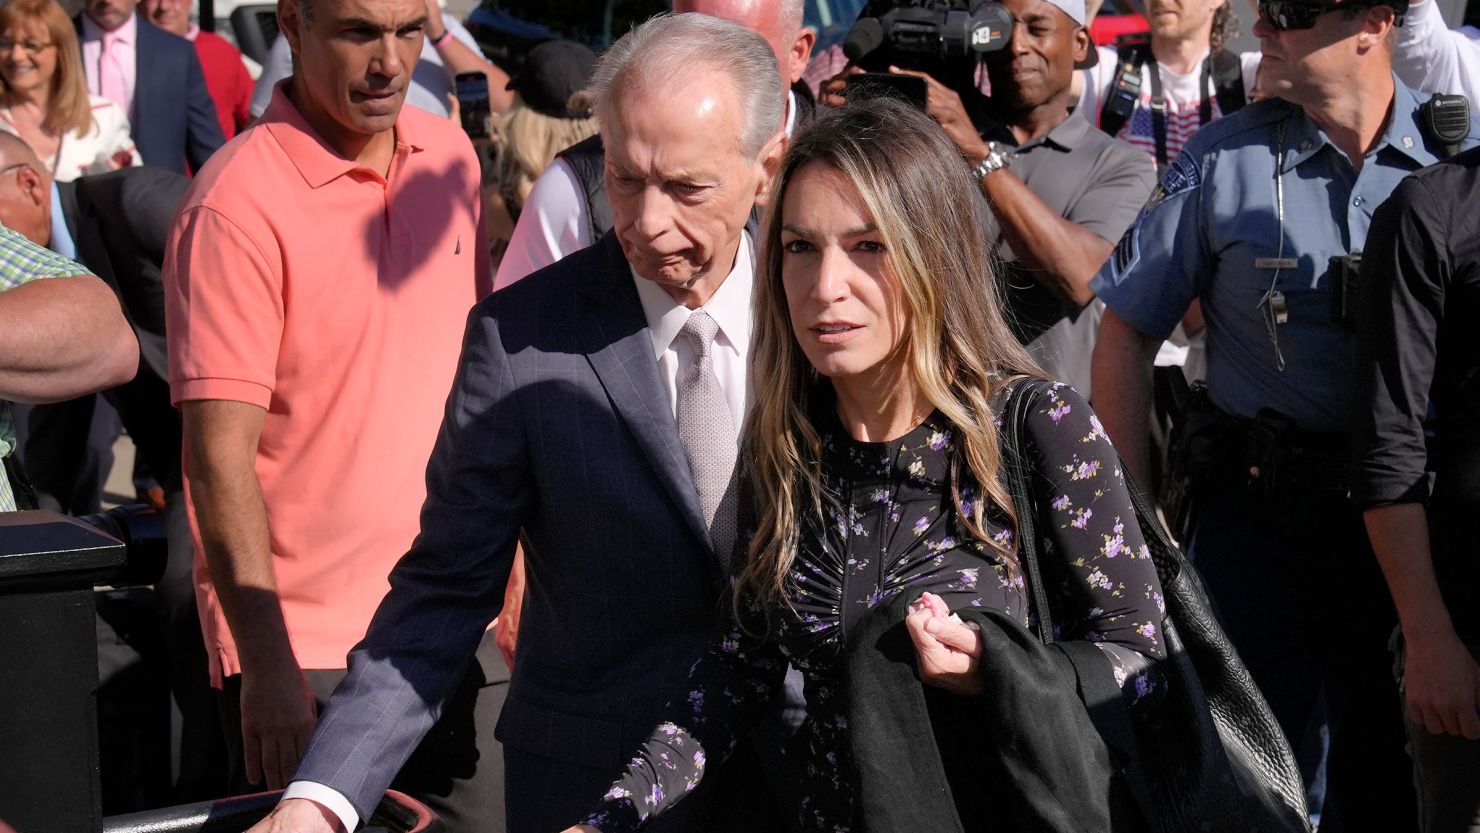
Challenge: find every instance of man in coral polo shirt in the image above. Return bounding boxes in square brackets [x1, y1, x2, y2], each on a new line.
[140, 0, 252, 139]
[161, 0, 498, 826]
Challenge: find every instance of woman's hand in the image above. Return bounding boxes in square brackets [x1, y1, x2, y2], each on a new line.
[557, 826, 600, 833]
[905, 592, 984, 696]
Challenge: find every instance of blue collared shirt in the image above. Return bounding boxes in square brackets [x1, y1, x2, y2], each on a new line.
[49, 181, 76, 261]
[1093, 78, 1480, 432]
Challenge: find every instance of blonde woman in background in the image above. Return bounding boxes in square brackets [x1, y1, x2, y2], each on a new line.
[486, 40, 598, 268]
[0, 0, 138, 181]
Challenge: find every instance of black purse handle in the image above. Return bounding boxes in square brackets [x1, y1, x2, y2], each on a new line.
[1002, 379, 1185, 643]
[1001, 378, 1056, 644]
[1001, 378, 1168, 830]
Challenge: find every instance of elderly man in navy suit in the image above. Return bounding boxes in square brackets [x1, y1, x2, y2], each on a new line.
[76, 0, 224, 172]
[248, 12, 790, 833]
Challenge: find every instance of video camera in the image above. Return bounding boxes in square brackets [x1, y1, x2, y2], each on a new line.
[843, 0, 1015, 71]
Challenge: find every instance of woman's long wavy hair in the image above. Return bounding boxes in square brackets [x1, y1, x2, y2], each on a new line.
[737, 97, 1043, 609]
[0, 0, 93, 138]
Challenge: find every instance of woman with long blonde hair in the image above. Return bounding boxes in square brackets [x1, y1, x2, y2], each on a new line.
[485, 40, 598, 268]
[565, 97, 1167, 833]
[0, 0, 138, 181]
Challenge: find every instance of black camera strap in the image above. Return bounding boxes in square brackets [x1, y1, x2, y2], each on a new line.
[1208, 48, 1248, 122]
[1102, 41, 1249, 172]
[1148, 55, 1170, 171]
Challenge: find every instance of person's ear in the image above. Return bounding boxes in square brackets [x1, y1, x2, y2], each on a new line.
[753, 131, 787, 207]
[279, 0, 305, 56]
[15, 166, 46, 208]
[1355, 4, 1397, 48]
[1073, 24, 1091, 65]
[788, 27, 817, 85]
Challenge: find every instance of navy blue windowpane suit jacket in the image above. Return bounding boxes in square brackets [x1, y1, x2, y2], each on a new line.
[73, 15, 225, 173]
[296, 232, 741, 823]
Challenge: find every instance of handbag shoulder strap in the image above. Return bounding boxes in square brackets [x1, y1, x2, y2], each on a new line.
[1002, 379, 1165, 829]
[1001, 377, 1054, 644]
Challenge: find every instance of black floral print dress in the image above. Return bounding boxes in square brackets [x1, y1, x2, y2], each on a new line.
[583, 382, 1167, 833]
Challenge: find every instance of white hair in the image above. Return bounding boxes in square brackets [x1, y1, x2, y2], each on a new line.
[588, 12, 784, 160]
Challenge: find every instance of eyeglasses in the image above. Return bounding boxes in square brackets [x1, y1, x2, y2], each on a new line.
[1256, 0, 1383, 30]
[0, 39, 55, 55]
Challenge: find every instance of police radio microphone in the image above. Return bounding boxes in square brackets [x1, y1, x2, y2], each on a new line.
[842, 0, 1015, 67]
[1421, 93, 1470, 158]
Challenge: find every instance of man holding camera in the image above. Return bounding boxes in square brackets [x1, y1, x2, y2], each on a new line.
[832, 0, 1154, 394]
[1090, 0, 1480, 826]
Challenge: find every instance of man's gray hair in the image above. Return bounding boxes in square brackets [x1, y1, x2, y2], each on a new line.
[588, 13, 784, 160]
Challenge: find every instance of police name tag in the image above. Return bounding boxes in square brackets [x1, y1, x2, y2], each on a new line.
[1255, 257, 1299, 269]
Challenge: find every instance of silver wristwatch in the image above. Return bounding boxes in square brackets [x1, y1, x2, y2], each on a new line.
[971, 142, 1012, 180]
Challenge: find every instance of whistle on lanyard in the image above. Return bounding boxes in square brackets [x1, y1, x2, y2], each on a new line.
[1266, 290, 1289, 325]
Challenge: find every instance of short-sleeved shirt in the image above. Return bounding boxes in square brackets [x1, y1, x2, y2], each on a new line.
[981, 110, 1157, 392]
[0, 224, 92, 511]
[164, 82, 491, 682]
[1092, 79, 1480, 432]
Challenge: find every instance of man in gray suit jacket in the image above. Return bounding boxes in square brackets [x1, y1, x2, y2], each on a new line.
[254, 13, 789, 833]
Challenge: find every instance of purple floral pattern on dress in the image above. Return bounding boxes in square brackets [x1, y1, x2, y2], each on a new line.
[584, 383, 1166, 833]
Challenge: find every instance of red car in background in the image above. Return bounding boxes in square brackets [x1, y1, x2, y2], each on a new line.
[1089, 0, 1149, 44]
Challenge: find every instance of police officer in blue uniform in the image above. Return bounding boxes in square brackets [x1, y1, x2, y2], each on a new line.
[1088, 0, 1480, 827]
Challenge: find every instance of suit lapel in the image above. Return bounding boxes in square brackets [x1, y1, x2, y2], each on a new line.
[576, 235, 712, 553]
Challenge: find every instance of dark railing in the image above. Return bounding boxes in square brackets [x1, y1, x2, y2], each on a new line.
[103, 790, 441, 833]
[0, 510, 441, 833]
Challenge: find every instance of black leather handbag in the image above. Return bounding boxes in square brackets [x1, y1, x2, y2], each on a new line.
[1001, 378, 1311, 833]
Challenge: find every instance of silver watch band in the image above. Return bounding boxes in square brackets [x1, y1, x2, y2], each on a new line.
[972, 142, 1011, 180]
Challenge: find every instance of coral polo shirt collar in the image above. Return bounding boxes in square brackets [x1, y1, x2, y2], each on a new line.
[261, 80, 425, 189]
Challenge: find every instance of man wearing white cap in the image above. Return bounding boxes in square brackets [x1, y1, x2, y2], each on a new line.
[839, 0, 1155, 396]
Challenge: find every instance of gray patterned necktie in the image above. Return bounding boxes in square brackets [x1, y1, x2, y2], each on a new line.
[676, 309, 740, 569]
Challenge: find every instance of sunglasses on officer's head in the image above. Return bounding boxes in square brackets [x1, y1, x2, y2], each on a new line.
[1256, 0, 1387, 30]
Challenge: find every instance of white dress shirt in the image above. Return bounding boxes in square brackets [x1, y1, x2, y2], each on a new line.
[632, 230, 754, 429]
[282, 231, 756, 833]
[495, 89, 799, 290]
[1393, 0, 1480, 102]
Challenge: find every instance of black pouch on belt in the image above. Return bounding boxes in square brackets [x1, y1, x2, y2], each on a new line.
[1162, 382, 1229, 542]
[1243, 409, 1294, 498]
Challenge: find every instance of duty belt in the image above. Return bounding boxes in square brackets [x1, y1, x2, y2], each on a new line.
[1210, 407, 1353, 499]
